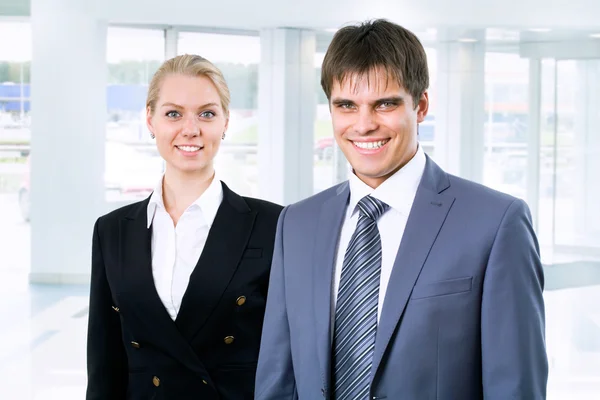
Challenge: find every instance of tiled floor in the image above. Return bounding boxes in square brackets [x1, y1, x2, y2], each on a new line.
[0, 278, 89, 399]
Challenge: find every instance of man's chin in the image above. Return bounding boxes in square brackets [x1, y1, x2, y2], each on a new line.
[353, 169, 392, 187]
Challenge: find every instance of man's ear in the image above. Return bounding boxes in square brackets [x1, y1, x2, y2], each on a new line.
[416, 91, 429, 124]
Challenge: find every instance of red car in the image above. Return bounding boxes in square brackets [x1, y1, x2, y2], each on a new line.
[315, 137, 334, 160]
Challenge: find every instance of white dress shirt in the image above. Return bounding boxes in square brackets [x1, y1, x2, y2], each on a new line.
[146, 173, 223, 320]
[333, 145, 426, 323]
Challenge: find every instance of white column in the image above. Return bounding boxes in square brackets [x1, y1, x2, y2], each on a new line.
[258, 28, 315, 205]
[434, 38, 486, 182]
[527, 59, 542, 232]
[573, 60, 600, 244]
[164, 27, 178, 59]
[30, 0, 107, 284]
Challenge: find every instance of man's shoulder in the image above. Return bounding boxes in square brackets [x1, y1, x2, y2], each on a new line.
[443, 173, 531, 225]
[446, 173, 517, 205]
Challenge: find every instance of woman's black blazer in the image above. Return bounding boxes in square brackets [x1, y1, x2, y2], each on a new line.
[86, 181, 283, 400]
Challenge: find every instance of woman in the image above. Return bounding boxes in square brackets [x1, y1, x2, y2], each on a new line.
[86, 54, 282, 400]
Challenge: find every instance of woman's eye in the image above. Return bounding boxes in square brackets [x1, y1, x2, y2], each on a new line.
[200, 111, 216, 118]
[166, 111, 180, 118]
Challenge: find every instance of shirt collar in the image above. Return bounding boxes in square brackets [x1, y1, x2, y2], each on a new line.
[347, 144, 426, 217]
[147, 172, 224, 229]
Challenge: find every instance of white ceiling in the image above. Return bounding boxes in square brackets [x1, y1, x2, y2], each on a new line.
[4, 0, 600, 45]
[2, 0, 598, 31]
[101, 0, 600, 32]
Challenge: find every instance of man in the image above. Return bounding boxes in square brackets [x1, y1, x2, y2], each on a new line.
[255, 19, 548, 399]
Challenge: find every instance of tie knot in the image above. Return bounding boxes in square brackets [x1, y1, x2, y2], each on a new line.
[357, 195, 389, 221]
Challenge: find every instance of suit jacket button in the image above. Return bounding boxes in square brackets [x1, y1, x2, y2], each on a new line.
[236, 296, 246, 306]
[111, 306, 120, 312]
[152, 376, 160, 387]
[224, 336, 235, 345]
[202, 379, 208, 385]
[130, 341, 140, 349]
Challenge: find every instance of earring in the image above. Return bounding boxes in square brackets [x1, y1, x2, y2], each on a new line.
[150, 133, 155, 139]
[222, 132, 226, 140]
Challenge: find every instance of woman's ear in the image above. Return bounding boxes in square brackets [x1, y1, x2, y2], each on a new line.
[146, 106, 156, 138]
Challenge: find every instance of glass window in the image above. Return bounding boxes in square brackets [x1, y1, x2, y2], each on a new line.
[178, 31, 260, 197]
[313, 50, 336, 194]
[0, 21, 31, 215]
[483, 53, 530, 200]
[105, 27, 165, 203]
[538, 58, 557, 258]
[0, 20, 31, 262]
[421, 47, 436, 158]
[539, 59, 600, 262]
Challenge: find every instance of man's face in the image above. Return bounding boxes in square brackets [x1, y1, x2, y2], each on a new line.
[330, 68, 428, 188]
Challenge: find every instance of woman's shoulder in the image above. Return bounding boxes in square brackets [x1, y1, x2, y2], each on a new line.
[96, 197, 150, 227]
[242, 196, 284, 216]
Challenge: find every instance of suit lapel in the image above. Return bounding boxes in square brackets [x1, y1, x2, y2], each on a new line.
[120, 198, 206, 374]
[120, 197, 175, 330]
[370, 157, 455, 380]
[175, 182, 256, 342]
[313, 183, 350, 393]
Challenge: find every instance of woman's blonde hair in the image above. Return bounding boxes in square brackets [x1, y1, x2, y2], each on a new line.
[146, 54, 231, 117]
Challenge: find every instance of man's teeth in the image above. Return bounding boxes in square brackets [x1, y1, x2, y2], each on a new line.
[178, 145, 201, 152]
[353, 140, 388, 149]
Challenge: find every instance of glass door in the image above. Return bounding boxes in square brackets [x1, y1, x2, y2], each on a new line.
[539, 59, 600, 264]
[540, 57, 600, 400]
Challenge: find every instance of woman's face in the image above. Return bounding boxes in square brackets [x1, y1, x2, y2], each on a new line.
[147, 73, 228, 176]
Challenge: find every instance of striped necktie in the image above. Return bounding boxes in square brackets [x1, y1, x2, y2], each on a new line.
[333, 195, 389, 400]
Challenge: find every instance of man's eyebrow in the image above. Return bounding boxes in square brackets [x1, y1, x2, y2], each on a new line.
[374, 96, 404, 104]
[330, 96, 405, 106]
[331, 98, 355, 105]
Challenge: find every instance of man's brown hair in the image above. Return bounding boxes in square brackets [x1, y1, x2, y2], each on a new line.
[321, 19, 429, 108]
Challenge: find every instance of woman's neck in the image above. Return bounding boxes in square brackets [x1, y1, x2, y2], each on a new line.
[162, 166, 215, 222]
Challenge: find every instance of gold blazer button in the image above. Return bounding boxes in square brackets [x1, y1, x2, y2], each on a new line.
[224, 336, 235, 345]
[236, 296, 246, 306]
